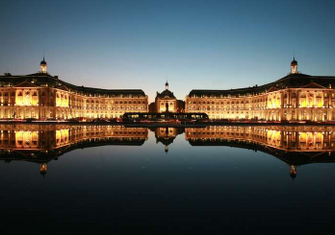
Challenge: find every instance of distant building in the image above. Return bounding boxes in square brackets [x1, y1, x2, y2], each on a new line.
[186, 59, 335, 122]
[0, 59, 148, 119]
[2, 57, 335, 122]
[149, 81, 185, 113]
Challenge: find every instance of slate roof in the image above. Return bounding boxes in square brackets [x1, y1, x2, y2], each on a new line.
[0, 73, 147, 97]
[188, 73, 335, 98]
[156, 89, 176, 99]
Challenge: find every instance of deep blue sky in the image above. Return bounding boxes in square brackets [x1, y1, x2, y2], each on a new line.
[0, 0, 334, 101]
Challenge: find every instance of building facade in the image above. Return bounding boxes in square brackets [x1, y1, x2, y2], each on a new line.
[186, 59, 335, 122]
[149, 82, 185, 113]
[0, 59, 148, 120]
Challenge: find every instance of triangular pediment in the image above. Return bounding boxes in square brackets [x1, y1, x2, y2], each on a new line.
[58, 85, 70, 92]
[267, 86, 280, 93]
[14, 150, 39, 158]
[300, 151, 326, 159]
[14, 81, 39, 87]
[302, 82, 326, 89]
[158, 96, 177, 101]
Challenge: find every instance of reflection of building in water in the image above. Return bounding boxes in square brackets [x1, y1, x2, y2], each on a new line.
[0, 59, 148, 120]
[185, 126, 335, 179]
[153, 127, 183, 153]
[0, 125, 148, 176]
[290, 165, 297, 180]
[39, 163, 47, 178]
[2, 124, 335, 178]
[186, 59, 335, 122]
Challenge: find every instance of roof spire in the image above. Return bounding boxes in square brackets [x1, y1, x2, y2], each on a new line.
[290, 57, 298, 74]
[165, 80, 169, 90]
[39, 55, 48, 73]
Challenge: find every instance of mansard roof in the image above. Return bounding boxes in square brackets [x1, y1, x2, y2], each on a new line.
[0, 73, 147, 97]
[189, 73, 335, 98]
[156, 89, 176, 99]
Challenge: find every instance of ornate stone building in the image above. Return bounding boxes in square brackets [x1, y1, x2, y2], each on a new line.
[186, 59, 335, 122]
[0, 59, 148, 120]
[149, 82, 185, 113]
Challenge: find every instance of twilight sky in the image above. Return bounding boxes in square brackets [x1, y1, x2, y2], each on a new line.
[0, 0, 334, 102]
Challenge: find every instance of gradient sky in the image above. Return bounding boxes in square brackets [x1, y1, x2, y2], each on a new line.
[0, 0, 334, 102]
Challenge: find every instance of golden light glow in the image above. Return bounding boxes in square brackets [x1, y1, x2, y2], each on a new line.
[185, 126, 333, 152]
[39, 163, 48, 172]
[56, 129, 69, 146]
[15, 131, 39, 147]
[56, 92, 69, 108]
[15, 91, 39, 106]
[267, 130, 281, 147]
